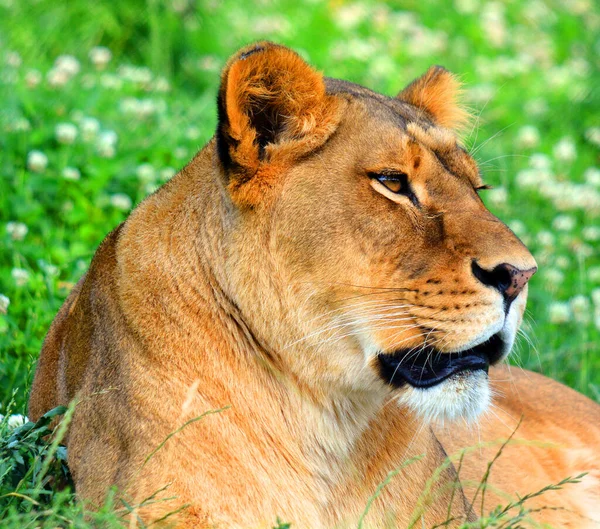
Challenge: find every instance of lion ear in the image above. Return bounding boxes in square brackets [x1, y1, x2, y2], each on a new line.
[216, 42, 342, 205]
[397, 66, 468, 130]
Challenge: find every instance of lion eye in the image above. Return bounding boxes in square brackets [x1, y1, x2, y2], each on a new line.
[380, 178, 403, 193]
[369, 172, 419, 206]
[371, 173, 408, 194]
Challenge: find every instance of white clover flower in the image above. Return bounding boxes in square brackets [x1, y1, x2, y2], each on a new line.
[174, 146, 188, 159]
[46, 68, 70, 88]
[548, 301, 571, 324]
[6, 51, 22, 67]
[185, 126, 201, 141]
[154, 77, 170, 92]
[198, 55, 220, 73]
[555, 256, 570, 269]
[589, 266, 600, 283]
[71, 110, 84, 122]
[138, 99, 164, 118]
[98, 130, 117, 147]
[100, 73, 123, 90]
[574, 242, 593, 258]
[466, 84, 495, 104]
[118, 65, 152, 85]
[121, 98, 161, 119]
[595, 309, 600, 331]
[585, 127, 600, 147]
[38, 260, 59, 277]
[583, 226, 600, 242]
[536, 230, 555, 247]
[407, 29, 448, 57]
[515, 125, 540, 149]
[27, 150, 48, 173]
[524, 99, 548, 117]
[515, 169, 539, 189]
[55, 122, 78, 145]
[89, 46, 112, 69]
[99, 144, 117, 159]
[110, 193, 132, 211]
[119, 97, 139, 114]
[369, 55, 396, 79]
[80, 117, 100, 141]
[508, 220, 526, 236]
[136, 163, 156, 183]
[454, 0, 478, 14]
[486, 187, 507, 206]
[543, 268, 564, 287]
[552, 214, 576, 231]
[253, 15, 292, 36]
[11, 268, 30, 287]
[584, 167, 600, 187]
[0, 294, 9, 314]
[529, 153, 552, 171]
[570, 295, 591, 324]
[12, 117, 31, 132]
[97, 130, 118, 158]
[55, 55, 80, 76]
[171, 0, 191, 12]
[553, 137, 577, 163]
[25, 69, 42, 88]
[563, 0, 592, 15]
[145, 183, 159, 195]
[6, 221, 28, 241]
[7, 414, 28, 429]
[160, 167, 176, 181]
[335, 3, 369, 30]
[591, 288, 600, 307]
[98, 144, 115, 158]
[480, 2, 506, 47]
[62, 167, 81, 181]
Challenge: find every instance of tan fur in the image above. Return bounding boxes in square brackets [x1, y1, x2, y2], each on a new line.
[29, 43, 599, 528]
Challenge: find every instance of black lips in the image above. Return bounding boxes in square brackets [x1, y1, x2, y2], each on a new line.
[377, 333, 504, 389]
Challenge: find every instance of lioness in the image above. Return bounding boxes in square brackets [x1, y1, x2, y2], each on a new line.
[29, 42, 599, 528]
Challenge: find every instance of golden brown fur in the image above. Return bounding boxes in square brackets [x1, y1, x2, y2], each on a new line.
[29, 42, 600, 528]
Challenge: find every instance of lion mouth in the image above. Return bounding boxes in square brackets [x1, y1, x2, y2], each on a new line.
[377, 333, 504, 389]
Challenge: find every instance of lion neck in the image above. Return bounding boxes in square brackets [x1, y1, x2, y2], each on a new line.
[120, 141, 433, 489]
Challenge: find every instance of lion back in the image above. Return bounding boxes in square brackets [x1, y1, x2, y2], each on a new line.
[28, 225, 123, 421]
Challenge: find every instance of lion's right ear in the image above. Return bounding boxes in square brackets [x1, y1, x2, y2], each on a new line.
[216, 42, 342, 206]
[397, 66, 468, 131]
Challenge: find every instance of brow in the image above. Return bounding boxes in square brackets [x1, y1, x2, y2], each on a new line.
[432, 147, 483, 188]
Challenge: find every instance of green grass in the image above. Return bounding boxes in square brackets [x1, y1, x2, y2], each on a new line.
[0, 0, 599, 526]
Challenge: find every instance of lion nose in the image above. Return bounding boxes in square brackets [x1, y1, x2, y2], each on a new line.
[472, 261, 537, 304]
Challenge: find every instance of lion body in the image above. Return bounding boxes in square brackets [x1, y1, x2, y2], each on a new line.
[29, 43, 600, 528]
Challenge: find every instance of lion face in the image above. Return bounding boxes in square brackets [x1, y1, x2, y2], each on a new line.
[217, 43, 536, 422]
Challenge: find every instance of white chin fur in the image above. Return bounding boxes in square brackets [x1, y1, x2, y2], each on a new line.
[397, 370, 491, 424]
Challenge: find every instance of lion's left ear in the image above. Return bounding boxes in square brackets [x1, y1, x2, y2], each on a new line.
[216, 42, 342, 206]
[397, 66, 468, 130]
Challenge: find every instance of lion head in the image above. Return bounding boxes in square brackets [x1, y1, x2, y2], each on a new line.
[215, 42, 537, 423]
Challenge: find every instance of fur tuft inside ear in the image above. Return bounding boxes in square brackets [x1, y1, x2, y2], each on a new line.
[397, 66, 469, 130]
[216, 42, 342, 205]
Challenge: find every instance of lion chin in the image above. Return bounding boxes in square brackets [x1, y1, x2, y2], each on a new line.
[399, 370, 492, 424]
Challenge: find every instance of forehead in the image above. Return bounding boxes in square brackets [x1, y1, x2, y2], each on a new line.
[325, 77, 482, 188]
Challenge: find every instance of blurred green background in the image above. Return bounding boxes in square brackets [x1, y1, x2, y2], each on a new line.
[1, 0, 599, 415]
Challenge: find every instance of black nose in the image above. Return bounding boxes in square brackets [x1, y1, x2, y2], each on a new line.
[472, 261, 537, 304]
